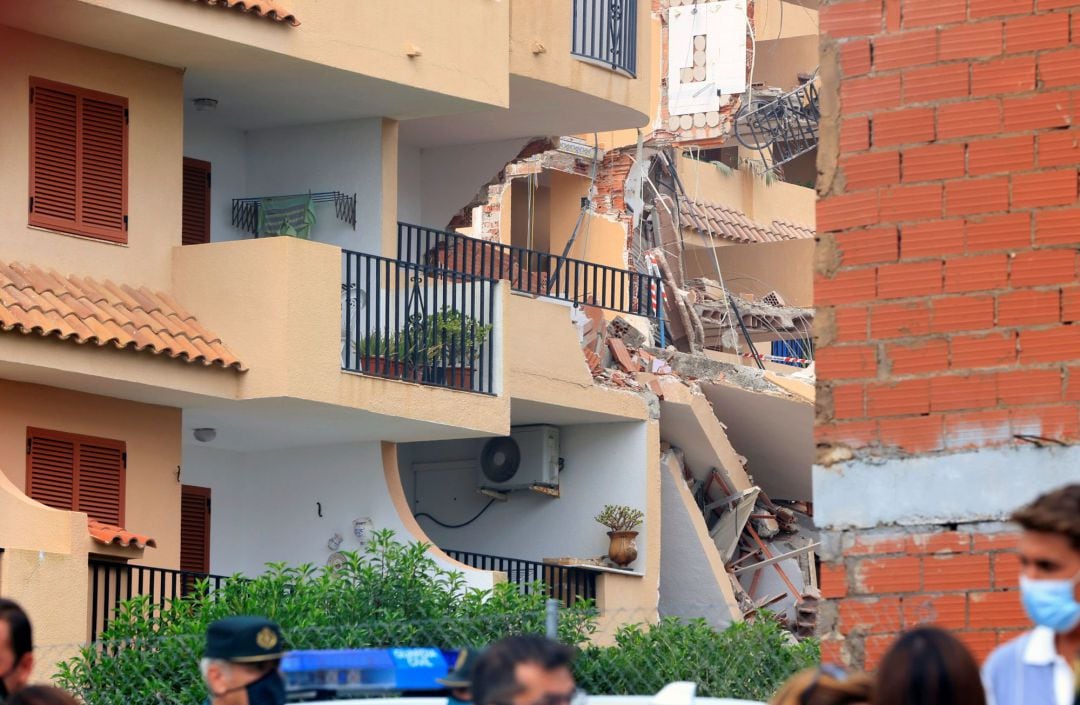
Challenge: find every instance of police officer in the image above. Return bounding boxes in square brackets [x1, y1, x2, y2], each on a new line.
[438, 649, 480, 705]
[200, 616, 287, 705]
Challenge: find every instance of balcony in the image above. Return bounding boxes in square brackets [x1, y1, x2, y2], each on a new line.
[397, 223, 663, 319]
[733, 75, 821, 174]
[341, 251, 498, 395]
[572, 0, 639, 77]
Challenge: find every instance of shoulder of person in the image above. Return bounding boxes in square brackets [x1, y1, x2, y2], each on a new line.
[982, 630, 1031, 681]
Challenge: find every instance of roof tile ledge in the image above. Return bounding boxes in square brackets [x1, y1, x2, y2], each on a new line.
[88, 519, 157, 549]
[0, 260, 245, 371]
[184, 0, 300, 26]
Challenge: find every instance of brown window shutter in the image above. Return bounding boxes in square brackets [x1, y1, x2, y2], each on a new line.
[25, 428, 125, 525]
[76, 440, 125, 526]
[26, 431, 76, 511]
[29, 78, 128, 244]
[181, 158, 211, 245]
[180, 485, 211, 573]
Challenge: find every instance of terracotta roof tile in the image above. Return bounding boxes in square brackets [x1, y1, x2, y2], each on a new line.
[183, 0, 300, 26]
[678, 198, 815, 244]
[88, 519, 157, 549]
[0, 260, 244, 371]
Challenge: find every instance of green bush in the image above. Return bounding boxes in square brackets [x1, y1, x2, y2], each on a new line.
[575, 617, 819, 701]
[56, 531, 817, 704]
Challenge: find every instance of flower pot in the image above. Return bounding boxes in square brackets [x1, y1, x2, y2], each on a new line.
[422, 366, 475, 390]
[361, 356, 421, 381]
[606, 530, 639, 567]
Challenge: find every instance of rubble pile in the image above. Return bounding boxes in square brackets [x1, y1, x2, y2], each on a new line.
[579, 307, 819, 634]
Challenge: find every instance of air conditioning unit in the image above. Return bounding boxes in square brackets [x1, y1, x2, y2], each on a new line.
[478, 425, 560, 491]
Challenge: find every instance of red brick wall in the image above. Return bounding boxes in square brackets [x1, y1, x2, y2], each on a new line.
[815, 0, 1080, 455]
[814, 0, 1079, 667]
[818, 527, 1026, 668]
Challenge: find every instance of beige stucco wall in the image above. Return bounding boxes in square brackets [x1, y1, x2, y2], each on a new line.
[755, 35, 819, 92]
[675, 153, 816, 229]
[510, 0, 653, 124]
[685, 238, 815, 307]
[592, 16, 665, 150]
[0, 379, 181, 568]
[0, 26, 183, 291]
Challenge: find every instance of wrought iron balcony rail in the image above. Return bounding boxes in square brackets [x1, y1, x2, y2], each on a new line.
[88, 558, 232, 642]
[572, 0, 638, 77]
[397, 223, 662, 319]
[733, 76, 820, 174]
[342, 249, 497, 395]
[444, 549, 597, 607]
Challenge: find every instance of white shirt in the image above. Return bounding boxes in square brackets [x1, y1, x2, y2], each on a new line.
[1024, 626, 1077, 705]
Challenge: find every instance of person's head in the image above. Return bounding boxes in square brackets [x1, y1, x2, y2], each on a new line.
[768, 666, 872, 705]
[3, 685, 78, 705]
[471, 636, 577, 705]
[439, 648, 482, 705]
[0, 600, 33, 701]
[201, 616, 286, 705]
[875, 627, 985, 705]
[1011, 483, 1080, 633]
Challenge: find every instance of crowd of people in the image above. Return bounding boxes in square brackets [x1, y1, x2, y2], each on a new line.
[0, 483, 1075, 705]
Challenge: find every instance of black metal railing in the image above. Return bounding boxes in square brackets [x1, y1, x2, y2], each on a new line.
[397, 223, 661, 319]
[88, 558, 231, 641]
[572, 0, 638, 77]
[342, 250, 497, 395]
[734, 76, 821, 174]
[444, 550, 597, 606]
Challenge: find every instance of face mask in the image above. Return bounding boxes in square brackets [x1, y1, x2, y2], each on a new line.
[1019, 572, 1080, 633]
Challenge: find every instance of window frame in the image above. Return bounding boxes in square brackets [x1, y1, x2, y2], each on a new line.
[181, 157, 212, 246]
[28, 77, 129, 244]
[25, 426, 127, 525]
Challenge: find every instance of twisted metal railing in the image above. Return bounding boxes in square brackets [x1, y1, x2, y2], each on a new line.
[734, 75, 820, 174]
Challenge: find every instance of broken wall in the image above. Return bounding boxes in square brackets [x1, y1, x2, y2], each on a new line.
[814, 0, 1080, 668]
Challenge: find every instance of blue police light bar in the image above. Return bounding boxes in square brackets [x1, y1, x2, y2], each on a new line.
[281, 647, 453, 694]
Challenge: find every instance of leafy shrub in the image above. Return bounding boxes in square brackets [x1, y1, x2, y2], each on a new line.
[574, 616, 819, 701]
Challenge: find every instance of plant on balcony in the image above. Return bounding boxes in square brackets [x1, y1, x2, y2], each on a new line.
[595, 504, 644, 568]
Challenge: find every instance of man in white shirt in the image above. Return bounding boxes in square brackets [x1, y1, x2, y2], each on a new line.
[982, 484, 1080, 705]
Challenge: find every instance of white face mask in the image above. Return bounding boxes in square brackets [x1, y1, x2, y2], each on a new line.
[1019, 569, 1080, 633]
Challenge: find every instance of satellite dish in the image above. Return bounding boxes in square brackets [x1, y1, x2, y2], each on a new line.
[480, 436, 521, 484]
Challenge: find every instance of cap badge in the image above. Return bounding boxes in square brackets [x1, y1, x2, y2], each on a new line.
[256, 627, 279, 650]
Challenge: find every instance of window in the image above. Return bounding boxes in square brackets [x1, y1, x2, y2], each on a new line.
[26, 428, 126, 525]
[29, 78, 128, 244]
[180, 485, 211, 573]
[182, 158, 211, 245]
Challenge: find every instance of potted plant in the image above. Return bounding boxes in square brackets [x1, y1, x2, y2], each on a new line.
[595, 504, 644, 568]
[352, 334, 432, 380]
[418, 307, 493, 388]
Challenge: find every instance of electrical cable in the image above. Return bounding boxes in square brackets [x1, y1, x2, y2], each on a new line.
[414, 498, 496, 529]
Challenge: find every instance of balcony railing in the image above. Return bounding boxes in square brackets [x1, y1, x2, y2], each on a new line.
[733, 76, 821, 174]
[444, 550, 597, 607]
[397, 223, 662, 319]
[88, 558, 231, 641]
[572, 0, 638, 77]
[342, 250, 497, 395]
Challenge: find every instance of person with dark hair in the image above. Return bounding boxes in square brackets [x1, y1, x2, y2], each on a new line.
[0, 599, 33, 703]
[875, 627, 985, 705]
[3, 685, 78, 705]
[470, 636, 579, 705]
[983, 483, 1080, 705]
[439, 648, 481, 705]
[768, 665, 872, 705]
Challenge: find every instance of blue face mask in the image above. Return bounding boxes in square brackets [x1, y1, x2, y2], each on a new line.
[1019, 571, 1080, 633]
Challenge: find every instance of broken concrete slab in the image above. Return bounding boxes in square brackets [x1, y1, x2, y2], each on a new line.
[699, 380, 814, 501]
[660, 450, 742, 628]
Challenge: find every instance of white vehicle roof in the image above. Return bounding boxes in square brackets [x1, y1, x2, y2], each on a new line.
[308, 682, 766, 705]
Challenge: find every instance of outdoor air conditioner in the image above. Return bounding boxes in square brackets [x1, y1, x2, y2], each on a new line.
[477, 425, 560, 491]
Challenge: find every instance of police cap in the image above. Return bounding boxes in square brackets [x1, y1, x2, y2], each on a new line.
[204, 616, 286, 663]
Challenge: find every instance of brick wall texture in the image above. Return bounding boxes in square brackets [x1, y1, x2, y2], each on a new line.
[814, 0, 1080, 669]
[815, 0, 1080, 455]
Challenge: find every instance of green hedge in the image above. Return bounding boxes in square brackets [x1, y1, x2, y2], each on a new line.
[57, 531, 815, 703]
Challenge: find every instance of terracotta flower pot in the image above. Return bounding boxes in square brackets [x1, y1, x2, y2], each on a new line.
[607, 530, 639, 567]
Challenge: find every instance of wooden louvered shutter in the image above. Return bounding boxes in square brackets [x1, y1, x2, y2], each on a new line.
[180, 485, 211, 573]
[25, 428, 124, 525]
[181, 158, 211, 245]
[26, 431, 76, 512]
[76, 440, 125, 526]
[29, 78, 128, 244]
